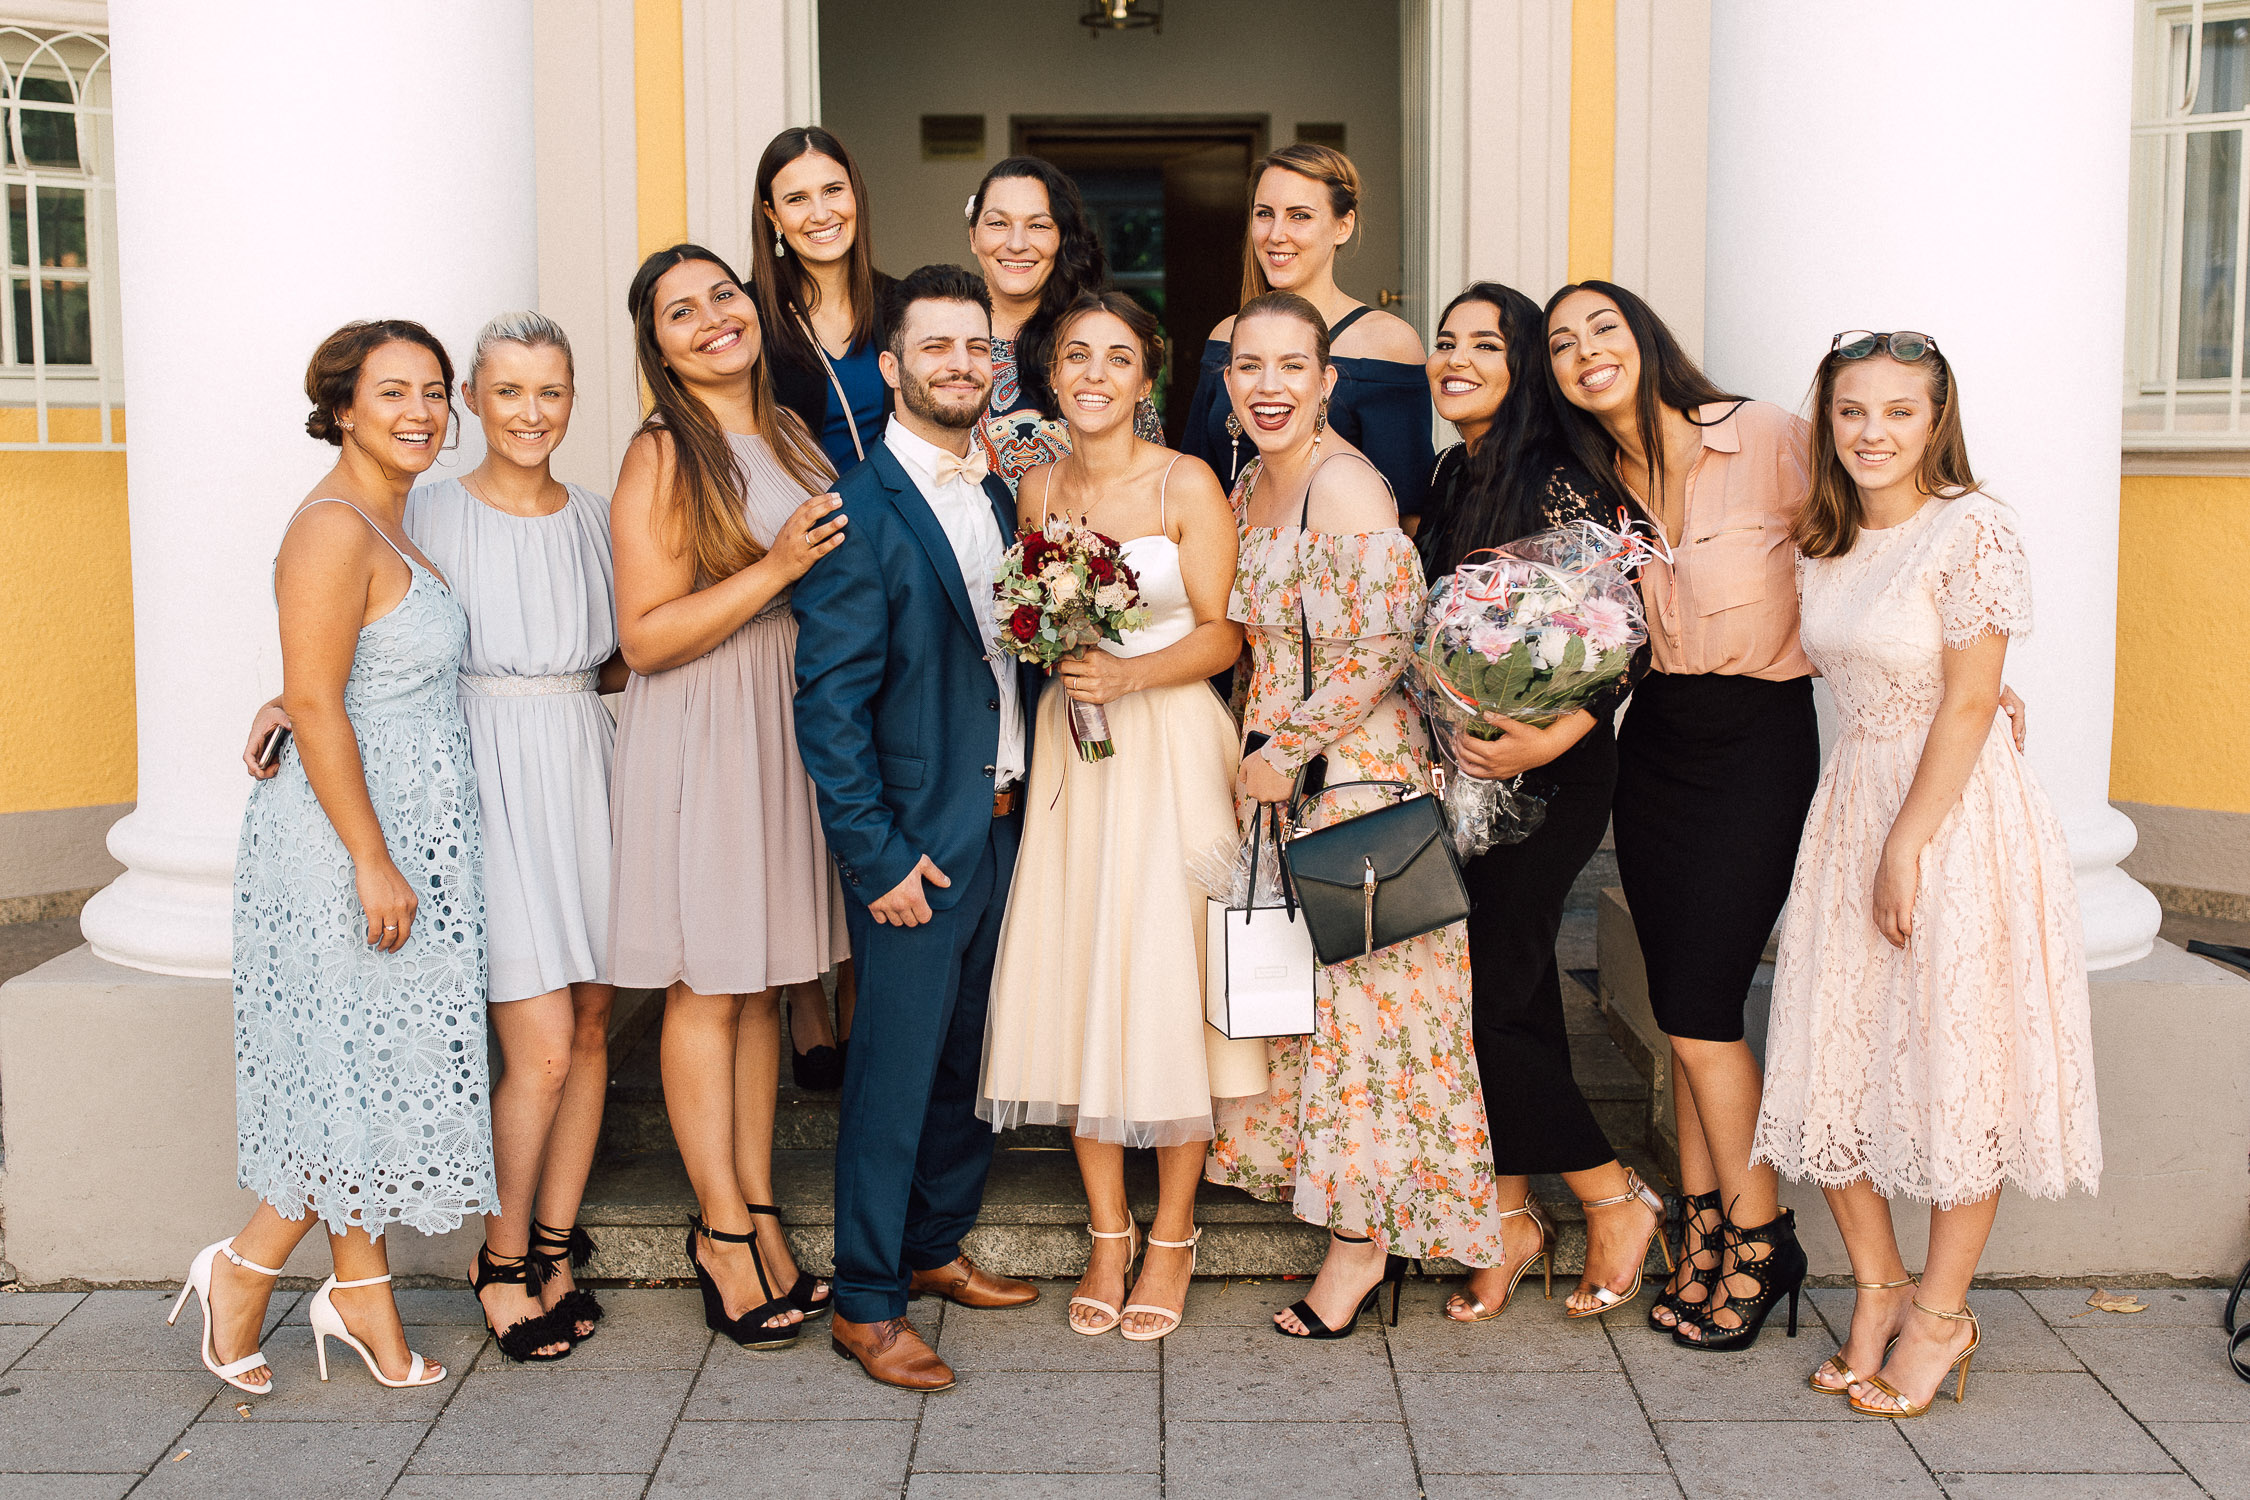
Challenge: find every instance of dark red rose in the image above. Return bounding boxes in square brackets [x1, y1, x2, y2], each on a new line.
[1009, 604, 1040, 642]
[1019, 535, 1051, 568]
[1088, 556, 1116, 583]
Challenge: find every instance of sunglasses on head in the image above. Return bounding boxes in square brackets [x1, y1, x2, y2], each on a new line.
[1830, 330, 1938, 363]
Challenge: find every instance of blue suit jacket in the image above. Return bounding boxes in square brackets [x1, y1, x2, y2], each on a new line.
[791, 441, 1039, 911]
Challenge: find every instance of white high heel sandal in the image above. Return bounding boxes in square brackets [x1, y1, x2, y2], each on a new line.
[309, 1273, 448, 1387]
[1120, 1227, 1201, 1343]
[168, 1238, 284, 1395]
[1069, 1221, 1141, 1336]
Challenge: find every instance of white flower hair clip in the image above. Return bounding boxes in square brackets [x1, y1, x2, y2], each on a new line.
[964, 194, 977, 220]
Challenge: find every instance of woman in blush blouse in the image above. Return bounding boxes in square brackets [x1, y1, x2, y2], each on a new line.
[1178, 143, 1435, 523]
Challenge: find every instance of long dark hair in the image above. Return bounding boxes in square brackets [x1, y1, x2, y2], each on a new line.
[1796, 343, 1976, 559]
[752, 127, 879, 373]
[1542, 280, 1743, 511]
[969, 155, 1105, 419]
[1419, 282, 1578, 573]
[626, 244, 832, 585]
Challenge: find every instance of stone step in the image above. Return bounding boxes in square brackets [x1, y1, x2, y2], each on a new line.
[575, 1142, 1675, 1283]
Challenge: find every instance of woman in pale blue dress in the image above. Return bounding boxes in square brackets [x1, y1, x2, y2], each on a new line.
[247, 313, 623, 1363]
[181, 320, 487, 1397]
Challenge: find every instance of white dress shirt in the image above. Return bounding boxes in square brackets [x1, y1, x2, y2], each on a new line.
[884, 416, 1025, 789]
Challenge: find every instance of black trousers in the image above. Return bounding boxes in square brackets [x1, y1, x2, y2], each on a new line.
[1462, 723, 1620, 1177]
[1612, 672, 1820, 1044]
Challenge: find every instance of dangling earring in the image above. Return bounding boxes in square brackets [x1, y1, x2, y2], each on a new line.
[1224, 411, 1243, 481]
[1313, 401, 1329, 435]
[774, 229, 787, 260]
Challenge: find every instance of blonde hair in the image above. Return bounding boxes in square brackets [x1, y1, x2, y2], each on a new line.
[1240, 142, 1362, 304]
[468, 310, 573, 386]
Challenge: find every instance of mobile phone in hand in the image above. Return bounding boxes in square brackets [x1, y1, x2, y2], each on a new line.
[258, 725, 291, 770]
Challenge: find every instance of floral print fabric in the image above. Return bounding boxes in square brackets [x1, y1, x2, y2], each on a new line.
[1206, 462, 1505, 1265]
[233, 553, 493, 1237]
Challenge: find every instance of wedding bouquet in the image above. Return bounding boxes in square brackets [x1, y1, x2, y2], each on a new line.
[1409, 518, 1656, 855]
[991, 516, 1151, 761]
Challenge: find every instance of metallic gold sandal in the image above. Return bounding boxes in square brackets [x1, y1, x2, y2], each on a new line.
[1565, 1171, 1673, 1319]
[1447, 1200, 1552, 1323]
[1848, 1299, 1981, 1418]
[1811, 1275, 1915, 1394]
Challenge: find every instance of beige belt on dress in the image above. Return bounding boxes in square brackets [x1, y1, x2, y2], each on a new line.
[457, 669, 598, 698]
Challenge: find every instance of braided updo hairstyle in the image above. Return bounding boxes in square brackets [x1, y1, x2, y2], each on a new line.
[303, 318, 456, 445]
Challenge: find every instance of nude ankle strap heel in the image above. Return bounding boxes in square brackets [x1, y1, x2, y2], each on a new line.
[1120, 1228, 1200, 1343]
[309, 1273, 447, 1387]
[1069, 1222, 1140, 1336]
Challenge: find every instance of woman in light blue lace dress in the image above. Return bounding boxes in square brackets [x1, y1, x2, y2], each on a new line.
[174, 321, 488, 1398]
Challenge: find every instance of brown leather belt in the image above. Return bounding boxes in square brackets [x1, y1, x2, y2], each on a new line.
[992, 787, 1018, 818]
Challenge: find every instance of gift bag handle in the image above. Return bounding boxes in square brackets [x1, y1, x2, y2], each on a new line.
[1242, 800, 1298, 924]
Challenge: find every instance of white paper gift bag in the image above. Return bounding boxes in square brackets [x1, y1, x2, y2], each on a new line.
[1205, 897, 1318, 1040]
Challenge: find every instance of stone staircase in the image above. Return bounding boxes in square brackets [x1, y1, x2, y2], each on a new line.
[575, 862, 1673, 1283]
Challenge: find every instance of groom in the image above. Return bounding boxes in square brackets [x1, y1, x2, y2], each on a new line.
[792, 263, 1041, 1392]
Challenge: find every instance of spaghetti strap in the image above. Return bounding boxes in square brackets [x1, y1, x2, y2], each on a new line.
[1031, 464, 1055, 525]
[1328, 304, 1373, 340]
[277, 498, 447, 590]
[1157, 453, 1183, 532]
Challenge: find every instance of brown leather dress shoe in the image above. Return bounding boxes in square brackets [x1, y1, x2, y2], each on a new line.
[830, 1314, 954, 1391]
[908, 1253, 1040, 1309]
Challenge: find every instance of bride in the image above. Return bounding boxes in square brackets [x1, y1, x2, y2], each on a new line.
[979, 291, 1264, 1341]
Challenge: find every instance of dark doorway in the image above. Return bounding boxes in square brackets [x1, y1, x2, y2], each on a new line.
[1013, 118, 1265, 440]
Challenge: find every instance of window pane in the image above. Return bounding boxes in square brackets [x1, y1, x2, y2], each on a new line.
[11, 273, 90, 364]
[6, 185, 22, 268]
[2180, 128, 2243, 378]
[11, 77, 79, 168]
[34, 186, 83, 267]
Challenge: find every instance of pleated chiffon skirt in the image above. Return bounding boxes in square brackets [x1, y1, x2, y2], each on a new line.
[607, 603, 850, 994]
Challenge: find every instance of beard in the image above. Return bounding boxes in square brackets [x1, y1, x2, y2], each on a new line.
[900, 365, 989, 430]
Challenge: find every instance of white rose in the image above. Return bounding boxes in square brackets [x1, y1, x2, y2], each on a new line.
[1049, 571, 1081, 606]
[1532, 627, 1567, 671]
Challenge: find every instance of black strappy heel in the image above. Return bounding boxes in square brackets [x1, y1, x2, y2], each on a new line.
[469, 1246, 576, 1362]
[1648, 1189, 1722, 1333]
[1276, 1233, 1408, 1340]
[528, 1221, 605, 1341]
[1673, 1205, 1808, 1352]
[688, 1216, 799, 1348]
[744, 1202, 832, 1319]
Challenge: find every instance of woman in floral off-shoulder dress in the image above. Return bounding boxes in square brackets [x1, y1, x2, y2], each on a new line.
[1207, 290, 1505, 1342]
[1751, 332, 2098, 1421]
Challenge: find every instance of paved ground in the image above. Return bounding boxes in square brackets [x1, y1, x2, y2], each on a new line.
[3, 1274, 2243, 1498]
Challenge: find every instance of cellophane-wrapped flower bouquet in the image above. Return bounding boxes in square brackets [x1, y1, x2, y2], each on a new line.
[991, 516, 1151, 761]
[1410, 519, 1654, 854]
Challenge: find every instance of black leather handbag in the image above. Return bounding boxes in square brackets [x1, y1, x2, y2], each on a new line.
[1281, 779, 1471, 967]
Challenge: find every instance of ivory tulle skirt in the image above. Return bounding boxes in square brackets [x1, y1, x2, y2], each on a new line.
[980, 676, 1268, 1147]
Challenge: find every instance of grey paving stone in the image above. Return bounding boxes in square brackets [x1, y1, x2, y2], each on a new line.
[474, 1288, 709, 1372]
[0, 1291, 84, 1324]
[1657, 1419, 1940, 1497]
[0, 1478, 135, 1500]
[390, 1479, 650, 1499]
[1423, 1479, 1680, 1500]
[15, 1288, 296, 1373]
[279, 1287, 484, 1326]
[1162, 1321, 1400, 1423]
[907, 1475, 1160, 1500]
[909, 1370, 1158, 1473]
[1806, 1289, 2080, 1375]
[1608, 1306, 1845, 1420]
[2148, 1421, 2250, 1500]
[1934, 1476, 2206, 1499]
[933, 1291, 1157, 1371]
[1891, 1371, 2177, 1474]
[1399, 1370, 1665, 1474]
[1385, 1277, 1622, 1373]
[2020, 1287, 2227, 1329]
[1173, 1277, 1304, 1326]
[128, 1418, 425, 1499]
[647, 1419, 916, 1497]
[0, 1324, 46, 1370]
[1163, 1420, 1417, 1499]
[223, 1323, 487, 1419]
[409, 1367, 694, 1474]
[0, 1369, 218, 1472]
[684, 1331, 930, 1421]
[2056, 1325, 2250, 1422]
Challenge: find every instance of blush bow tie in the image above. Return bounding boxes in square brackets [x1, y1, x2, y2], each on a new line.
[932, 448, 991, 488]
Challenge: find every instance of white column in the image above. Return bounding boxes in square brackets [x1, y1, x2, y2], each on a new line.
[1702, 0, 2161, 969]
[81, 1, 538, 978]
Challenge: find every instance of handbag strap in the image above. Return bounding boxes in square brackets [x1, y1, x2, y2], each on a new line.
[798, 313, 865, 463]
[1284, 779, 1417, 833]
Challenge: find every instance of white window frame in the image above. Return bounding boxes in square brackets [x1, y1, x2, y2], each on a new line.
[0, 18, 116, 451]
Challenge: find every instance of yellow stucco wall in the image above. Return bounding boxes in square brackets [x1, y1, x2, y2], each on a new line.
[0, 438, 134, 813]
[634, 0, 687, 257]
[2112, 475, 2250, 815]
[1567, 0, 1615, 284]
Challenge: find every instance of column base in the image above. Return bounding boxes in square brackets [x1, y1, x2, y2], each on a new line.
[1596, 889, 2250, 1280]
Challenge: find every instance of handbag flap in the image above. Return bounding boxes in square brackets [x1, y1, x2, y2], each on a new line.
[1284, 797, 1446, 887]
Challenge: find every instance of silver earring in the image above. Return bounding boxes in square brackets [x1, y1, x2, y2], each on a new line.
[774, 230, 787, 259]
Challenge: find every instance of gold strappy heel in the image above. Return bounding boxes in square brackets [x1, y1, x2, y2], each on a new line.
[1811, 1275, 1916, 1394]
[1446, 1200, 1553, 1323]
[1565, 1171, 1673, 1319]
[1848, 1299, 1981, 1418]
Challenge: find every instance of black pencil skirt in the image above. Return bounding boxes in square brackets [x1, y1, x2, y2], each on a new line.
[1463, 722, 1620, 1177]
[1612, 671, 1820, 1045]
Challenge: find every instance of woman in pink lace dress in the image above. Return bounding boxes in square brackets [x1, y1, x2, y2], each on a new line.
[1751, 333, 2099, 1420]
